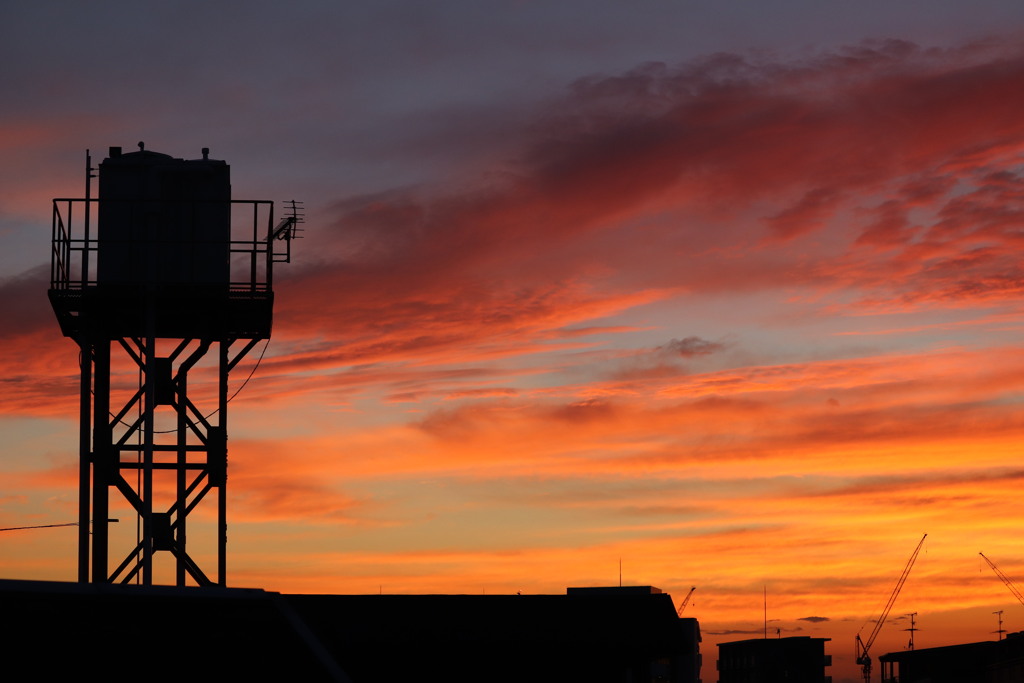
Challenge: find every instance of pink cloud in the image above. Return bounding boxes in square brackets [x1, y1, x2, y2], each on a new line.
[274, 38, 1024, 351]
[9, 38, 1024, 421]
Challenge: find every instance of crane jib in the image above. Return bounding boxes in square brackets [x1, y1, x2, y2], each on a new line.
[856, 533, 928, 683]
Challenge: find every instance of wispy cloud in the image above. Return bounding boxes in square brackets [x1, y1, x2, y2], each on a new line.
[7, 35, 1024, 678]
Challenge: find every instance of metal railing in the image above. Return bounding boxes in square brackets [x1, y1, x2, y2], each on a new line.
[50, 198, 297, 294]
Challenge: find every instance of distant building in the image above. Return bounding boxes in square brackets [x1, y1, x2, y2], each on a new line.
[879, 632, 1024, 683]
[717, 636, 832, 683]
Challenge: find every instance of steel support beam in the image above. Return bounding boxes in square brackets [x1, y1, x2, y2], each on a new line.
[75, 335, 262, 586]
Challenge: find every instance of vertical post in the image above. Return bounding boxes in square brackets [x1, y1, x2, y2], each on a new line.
[91, 340, 110, 582]
[763, 585, 767, 639]
[77, 343, 92, 582]
[176, 353, 187, 586]
[218, 340, 229, 586]
[265, 204, 274, 290]
[83, 150, 92, 288]
[251, 202, 259, 291]
[142, 334, 156, 584]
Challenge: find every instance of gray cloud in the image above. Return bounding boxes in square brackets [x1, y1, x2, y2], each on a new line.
[660, 337, 725, 358]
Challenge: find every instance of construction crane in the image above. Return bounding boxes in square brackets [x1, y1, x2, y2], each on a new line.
[979, 552, 1024, 608]
[855, 533, 927, 683]
[677, 586, 696, 616]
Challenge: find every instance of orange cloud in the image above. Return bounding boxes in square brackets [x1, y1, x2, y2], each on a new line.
[9, 37, 1024, 683]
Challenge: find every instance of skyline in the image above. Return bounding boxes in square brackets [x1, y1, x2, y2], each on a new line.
[5, 3, 1024, 681]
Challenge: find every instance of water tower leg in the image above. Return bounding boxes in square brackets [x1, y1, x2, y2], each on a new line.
[91, 340, 111, 583]
[218, 340, 228, 586]
[78, 343, 91, 582]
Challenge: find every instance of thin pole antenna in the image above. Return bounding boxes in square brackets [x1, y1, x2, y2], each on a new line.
[764, 585, 768, 639]
[619, 558, 622, 587]
[904, 612, 918, 650]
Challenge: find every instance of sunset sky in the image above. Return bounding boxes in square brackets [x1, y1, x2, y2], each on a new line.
[5, 2, 1024, 681]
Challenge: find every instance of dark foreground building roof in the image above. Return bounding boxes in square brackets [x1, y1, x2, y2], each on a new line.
[879, 632, 1024, 683]
[717, 636, 832, 683]
[0, 579, 701, 683]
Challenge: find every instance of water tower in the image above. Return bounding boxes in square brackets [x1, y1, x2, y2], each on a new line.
[48, 143, 300, 586]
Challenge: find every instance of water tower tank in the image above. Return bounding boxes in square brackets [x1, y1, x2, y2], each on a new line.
[97, 145, 230, 288]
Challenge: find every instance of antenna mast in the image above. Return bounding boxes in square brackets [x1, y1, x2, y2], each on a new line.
[903, 612, 918, 650]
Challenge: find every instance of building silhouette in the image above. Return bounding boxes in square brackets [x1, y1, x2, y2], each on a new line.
[0, 579, 701, 683]
[717, 636, 832, 683]
[880, 633, 1024, 682]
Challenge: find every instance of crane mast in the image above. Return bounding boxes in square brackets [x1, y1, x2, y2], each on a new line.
[856, 533, 927, 683]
